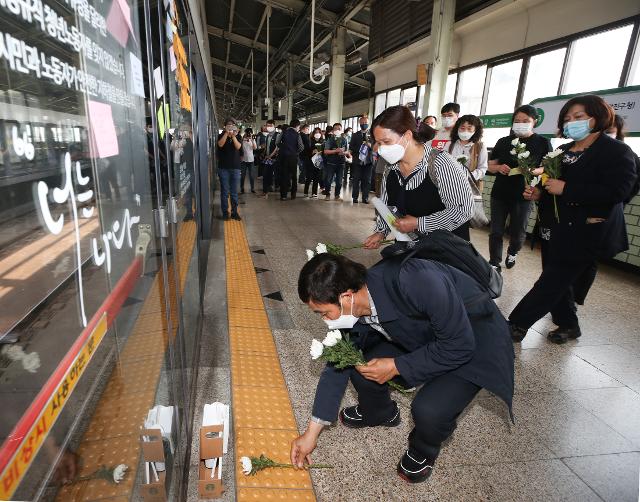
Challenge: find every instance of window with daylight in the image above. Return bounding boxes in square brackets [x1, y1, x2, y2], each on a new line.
[386, 88, 401, 108]
[401, 86, 417, 108]
[522, 48, 567, 104]
[484, 59, 523, 115]
[374, 93, 386, 117]
[563, 24, 634, 94]
[628, 33, 640, 85]
[444, 73, 458, 104]
[457, 65, 487, 115]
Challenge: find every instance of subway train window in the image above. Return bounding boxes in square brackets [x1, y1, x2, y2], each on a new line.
[457, 65, 487, 115]
[484, 59, 523, 115]
[563, 24, 634, 93]
[521, 48, 567, 104]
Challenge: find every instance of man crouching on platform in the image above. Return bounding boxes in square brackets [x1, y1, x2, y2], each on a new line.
[290, 253, 514, 483]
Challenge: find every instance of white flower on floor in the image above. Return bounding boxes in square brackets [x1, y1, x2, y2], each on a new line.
[306, 249, 315, 261]
[310, 339, 324, 360]
[2, 344, 25, 361]
[112, 464, 128, 483]
[240, 456, 253, 475]
[315, 243, 328, 254]
[22, 352, 40, 373]
[322, 330, 342, 347]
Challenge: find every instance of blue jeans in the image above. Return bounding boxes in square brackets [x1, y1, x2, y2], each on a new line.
[218, 168, 240, 216]
[324, 162, 344, 197]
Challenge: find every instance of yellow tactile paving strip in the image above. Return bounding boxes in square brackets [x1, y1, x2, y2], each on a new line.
[55, 221, 197, 501]
[224, 220, 316, 500]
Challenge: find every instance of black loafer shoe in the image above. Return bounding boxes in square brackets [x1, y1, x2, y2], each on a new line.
[231, 213, 242, 221]
[547, 326, 581, 344]
[339, 404, 400, 429]
[397, 449, 434, 484]
[510, 323, 528, 342]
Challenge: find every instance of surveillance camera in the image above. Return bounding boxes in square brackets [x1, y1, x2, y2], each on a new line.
[313, 63, 330, 78]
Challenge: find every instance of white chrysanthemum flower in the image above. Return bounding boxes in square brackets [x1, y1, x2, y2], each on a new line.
[315, 243, 328, 254]
[22, 352, 40, 373]
[240, 456, 252, 475]
[306, 249, 315, 261]
[521, 151, 530, 158]
[530, 176, 541, 187]
[113, 464, 128, 484]
[2, 344, 25, 361]
[511, 138, 519, 146]
[322, 330, 342, 347]
[547, 148, 563, 158]
[517, 152, 524, 158]
[510, 149, 516, 155]
[310, 339, 324, 360]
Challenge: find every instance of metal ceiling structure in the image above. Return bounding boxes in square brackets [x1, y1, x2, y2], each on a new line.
[205, 0, 374, 122]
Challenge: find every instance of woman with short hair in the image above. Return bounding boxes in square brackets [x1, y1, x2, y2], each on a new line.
[509, 95, 638, 344]
[448, 114, 488, 192]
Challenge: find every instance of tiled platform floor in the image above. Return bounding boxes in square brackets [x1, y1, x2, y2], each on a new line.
[233, 186, 640, 502]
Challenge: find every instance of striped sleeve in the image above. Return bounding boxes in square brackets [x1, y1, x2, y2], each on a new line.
[417, 151, 474, 234]
[373, 168, 391, 237]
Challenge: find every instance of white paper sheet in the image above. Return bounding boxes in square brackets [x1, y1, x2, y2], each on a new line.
[370, 196, 413, 242]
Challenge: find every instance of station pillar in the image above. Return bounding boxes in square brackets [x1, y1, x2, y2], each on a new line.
[286, 61, 294, 124]
[421, 0, 456, 118]
[327, 25, 346, 126]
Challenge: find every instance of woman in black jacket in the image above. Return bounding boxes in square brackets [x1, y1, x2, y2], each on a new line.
[509, 95, 638, 344]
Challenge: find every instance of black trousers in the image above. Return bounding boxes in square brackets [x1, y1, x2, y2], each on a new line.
[351, 163, 372, 202]
[280, 154, 299, 198]
[304, 162, 320, 195]
[509, 239, 596, 329]
[351, 338, 480, 461]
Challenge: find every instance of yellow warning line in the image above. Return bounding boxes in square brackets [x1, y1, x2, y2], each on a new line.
[224, 220, 316, 502]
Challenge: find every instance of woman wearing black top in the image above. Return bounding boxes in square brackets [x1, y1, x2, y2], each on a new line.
[487, 105, 552, 271]
[363, 105, 473, 248]
[509, 95, 638, 344]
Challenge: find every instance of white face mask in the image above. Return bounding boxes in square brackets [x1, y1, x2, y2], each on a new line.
[324, 294, 360, 330]
[313, 133, 322, 139]
[606, 132, 617, 139]
[378, 134, 408, 164]
[512, 122, 533, 137]
[442, 116, 456, 128]
[267, 126, 275, 133]
[262, 131, 268, 136]
[458, 130, 474, 141]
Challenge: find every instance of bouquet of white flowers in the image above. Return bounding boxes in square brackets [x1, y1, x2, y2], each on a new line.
[510, 137, 537, 184]
[541, 148, 564, 222]
[310, 330, 412, 393]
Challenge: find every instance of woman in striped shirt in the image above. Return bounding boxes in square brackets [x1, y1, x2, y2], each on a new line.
[363, 105, 474, 249]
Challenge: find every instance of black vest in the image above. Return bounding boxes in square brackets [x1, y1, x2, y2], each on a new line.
[386, 169, 470, 240]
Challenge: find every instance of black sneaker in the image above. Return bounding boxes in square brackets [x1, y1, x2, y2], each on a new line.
[362, 200, 369, 204]
[353, 199, 359, 204]
[491, 264, 502, 274]
[510, 322, 528, 342]
[231, 213, 242, 221]
[339, 404, 400, 429]
[222, 214, 230, 221]
[397, 449, 434, 483]
[505, 254, 517, 269]
[547, 326, 581, 344]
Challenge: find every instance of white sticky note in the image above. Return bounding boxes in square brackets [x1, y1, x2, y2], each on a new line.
[169, 45, 176, 71]
[153, 66, 164, 99]
[129, 52, 145, 97]
[87, 100, 119, 159]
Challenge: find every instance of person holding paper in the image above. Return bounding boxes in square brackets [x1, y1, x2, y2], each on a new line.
[364, 105, 474, 249]
[217, 118, 242, 220]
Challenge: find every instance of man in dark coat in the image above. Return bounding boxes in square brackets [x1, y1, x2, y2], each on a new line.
[291, 253, 514, 483]
[349, 116, 374, 203]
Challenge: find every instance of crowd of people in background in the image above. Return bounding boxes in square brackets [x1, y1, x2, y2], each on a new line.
[217, 95, 639, 347]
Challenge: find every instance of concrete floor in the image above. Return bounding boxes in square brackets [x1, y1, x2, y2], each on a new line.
[197, 185, 640, 502]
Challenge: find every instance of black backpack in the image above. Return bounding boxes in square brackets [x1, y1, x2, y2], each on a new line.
[380, 230, 503, 299]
